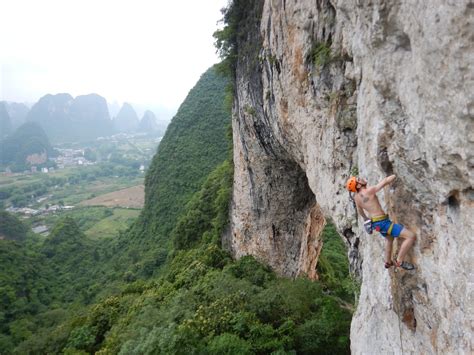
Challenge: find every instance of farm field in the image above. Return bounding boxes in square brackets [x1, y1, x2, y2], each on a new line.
[1, 165, 145, 241]
[0, 166, 144, 208]
[29, 206, 141, 240]
[80, 185, 144, 208]
[84, 208, 140, 239]
[0, 133, 160, 241]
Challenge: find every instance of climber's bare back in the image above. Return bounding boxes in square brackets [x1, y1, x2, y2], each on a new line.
[354, 186, 386, 217]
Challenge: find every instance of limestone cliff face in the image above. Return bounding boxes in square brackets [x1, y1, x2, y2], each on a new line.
[227, 0, 473, 353]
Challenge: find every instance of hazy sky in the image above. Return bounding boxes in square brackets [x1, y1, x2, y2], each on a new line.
[0, 0, 227, 112]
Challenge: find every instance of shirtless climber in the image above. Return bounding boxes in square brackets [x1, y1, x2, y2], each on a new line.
[346, 175, 416, 270]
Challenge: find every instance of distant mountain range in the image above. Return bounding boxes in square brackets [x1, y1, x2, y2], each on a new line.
[0, 101, 30, 139]
[2, 94, 170, 144]
[0, 102, 12, 139]
[26, 93, 113, 142]
[138, 110, 159, 133]
[112, 103, 169, 136]
[132, 104, 173, 136]
[113, 103, 140, 133]
[7, 102, 29, 129]
[113, 102, 168, 135]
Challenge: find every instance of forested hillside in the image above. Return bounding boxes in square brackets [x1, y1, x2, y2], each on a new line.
[0, 64, 235, 352]
[0, 122, 55, 171]
[1, 54, 354, 354]
[12, 160, 353, 354]
[0, 215, 118, 352]
[0, 211, 28, 241]
[127, 66, 231, 253]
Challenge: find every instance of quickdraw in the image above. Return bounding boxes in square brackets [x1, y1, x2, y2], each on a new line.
[363, 220, 373, 234]
[365, 215, 395, 236]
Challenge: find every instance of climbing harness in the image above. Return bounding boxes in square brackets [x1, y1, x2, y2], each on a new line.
[363, 216, 395, 236]
[370, 214, 395, 236]
[370, 214, 389, 222]
[363, 219, 373, 234]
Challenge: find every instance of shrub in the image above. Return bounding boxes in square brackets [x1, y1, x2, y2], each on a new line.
[311, 42, 332, 67]
[207, 333, 253, 354]
[225, 255, 274, 286]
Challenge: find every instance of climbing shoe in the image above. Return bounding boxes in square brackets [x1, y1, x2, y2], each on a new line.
[395, 260, 415, 270]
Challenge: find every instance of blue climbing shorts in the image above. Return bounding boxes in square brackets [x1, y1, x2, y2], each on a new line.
[371, 218, 403, 238]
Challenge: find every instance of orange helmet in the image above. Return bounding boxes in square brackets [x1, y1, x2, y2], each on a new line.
[346, 176, 357, 192]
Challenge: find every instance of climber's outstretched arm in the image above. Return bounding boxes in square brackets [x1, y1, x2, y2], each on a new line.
[374, 175, 396, 192]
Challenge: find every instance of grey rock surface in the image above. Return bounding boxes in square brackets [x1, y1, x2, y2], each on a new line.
[228, 0, 473, 353]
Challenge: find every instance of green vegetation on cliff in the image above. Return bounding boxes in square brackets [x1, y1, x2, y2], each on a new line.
[172, 160, 233, 251]
[213, 0, 264, 78]
[132, 65, 231, 245]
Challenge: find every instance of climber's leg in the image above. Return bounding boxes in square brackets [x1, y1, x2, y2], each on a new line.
[396, 227, 416, 264]
[384, 235, 394, 267]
